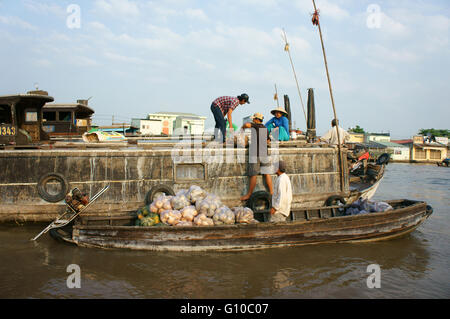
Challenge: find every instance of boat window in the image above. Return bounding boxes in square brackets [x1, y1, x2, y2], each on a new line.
[25, 109, 38, 122]
[175, 164, 206, 181]
[59, 111, 72, 122]
[43, 111, 56, 121]
[0, 104, 12, 124]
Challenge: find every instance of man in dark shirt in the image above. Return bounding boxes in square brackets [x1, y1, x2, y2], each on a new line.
[240, 113, 274, 201]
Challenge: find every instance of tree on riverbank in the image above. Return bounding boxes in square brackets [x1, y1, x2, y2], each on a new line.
[418, 129, 449, 137]
[348, 125, 365, 133]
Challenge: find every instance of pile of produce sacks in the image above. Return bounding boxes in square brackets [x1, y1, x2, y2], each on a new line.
[344, 198, 393, 216]
[134, 185, 259, 227]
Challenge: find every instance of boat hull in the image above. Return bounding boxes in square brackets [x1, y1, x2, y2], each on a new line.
[60, 200, 430, 251]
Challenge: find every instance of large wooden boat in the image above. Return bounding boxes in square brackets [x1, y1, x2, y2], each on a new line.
[0, 91, 387, 223]
[49, 199, 432, 251]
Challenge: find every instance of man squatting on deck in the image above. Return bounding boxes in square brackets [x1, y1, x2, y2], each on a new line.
[270, 160, 293, 222]
[210, 93, 250, 143]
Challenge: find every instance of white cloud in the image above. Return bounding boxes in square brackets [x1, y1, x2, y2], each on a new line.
[185, 8, 209, 22]
[366, 44, 419, 63]
[379, 12, 409, 36]
[0, 15, 37, 31]
[104, 52, 145, 64]
[296, 0, 350, 21]
[94, 0, 140, 18]
[23, 0, 66, 17]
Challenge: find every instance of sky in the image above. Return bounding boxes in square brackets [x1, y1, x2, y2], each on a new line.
[0, 0, 449, 138]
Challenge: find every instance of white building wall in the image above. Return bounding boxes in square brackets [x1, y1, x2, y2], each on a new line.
[140, 120, 162, 135]
[390, 147, 410, 161]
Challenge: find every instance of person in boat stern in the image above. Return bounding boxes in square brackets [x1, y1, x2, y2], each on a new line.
[270, 160, 293, 222]
[265, 107, 290, 141]
[210, 93, 250, 143]
[320, 119, 350, 145]
[240, 112, 274, 201]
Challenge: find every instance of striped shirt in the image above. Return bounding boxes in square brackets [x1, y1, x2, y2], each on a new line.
[212, 96, 239, 116]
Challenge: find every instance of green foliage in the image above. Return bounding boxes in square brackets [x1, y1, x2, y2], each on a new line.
[418, 129, 450, 137]
[348, 125, 365, 134]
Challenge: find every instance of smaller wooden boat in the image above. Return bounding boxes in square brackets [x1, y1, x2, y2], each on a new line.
[436, 158, 449, 167]
[50, 199, 433, 252]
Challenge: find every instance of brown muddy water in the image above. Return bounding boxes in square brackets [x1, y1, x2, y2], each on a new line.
[0, 163, 448, 298]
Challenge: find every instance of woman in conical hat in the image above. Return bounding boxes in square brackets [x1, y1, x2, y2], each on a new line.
[265, 107, 290, 141]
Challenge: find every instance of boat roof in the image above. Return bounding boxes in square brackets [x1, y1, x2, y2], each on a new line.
[43, 103, 94, 117]
[0, 93, 54, 103]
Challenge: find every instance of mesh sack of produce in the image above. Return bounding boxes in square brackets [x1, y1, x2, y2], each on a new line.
[233, 207, 255, 224]
[176, 189, 188, 197]
[213, 206, 235, 225]
[135, 211, 143, 225]
[195, 198, 210, 215]
[180, 205, 198, 222]
[171, 194, 190, 210]
[140, 205, 151, 217]
[374, 202, 393, 212]
[206, 195, 222, 217]
[162, 196, 173, 210]
[160, 210, 182, 226]
[175, 220, 193, 227]
[153, 194, 168, 209]
[149, 203, 159, 214]
[187, 185, 207, 204]
[193, 213, 214, 226]
[140, 213, 161, 226]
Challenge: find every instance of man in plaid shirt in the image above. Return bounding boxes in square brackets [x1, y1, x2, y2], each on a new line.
[210, 93, 250, 142]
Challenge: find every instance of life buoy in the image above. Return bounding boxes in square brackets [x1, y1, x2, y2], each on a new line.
[324, 195, 347, 207]
[37, 173, 69, 203]
[145, 184, 175, 205]
[376, 153, 390, 165]
[246, 191, 272, 222]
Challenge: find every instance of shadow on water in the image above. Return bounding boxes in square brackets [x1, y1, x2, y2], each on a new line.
[0, 224, 433, 299]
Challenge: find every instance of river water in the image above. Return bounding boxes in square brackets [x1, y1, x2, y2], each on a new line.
[0, 163, 448, 299]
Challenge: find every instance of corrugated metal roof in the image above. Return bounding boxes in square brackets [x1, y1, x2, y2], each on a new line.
[373, 141, 409, 148]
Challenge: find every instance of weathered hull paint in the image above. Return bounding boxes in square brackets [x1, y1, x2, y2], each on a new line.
[0, 146, 364, 222]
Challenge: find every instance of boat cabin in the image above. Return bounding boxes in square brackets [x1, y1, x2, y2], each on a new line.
[42, 100, 94, 136]
[0, 90, 54, 146]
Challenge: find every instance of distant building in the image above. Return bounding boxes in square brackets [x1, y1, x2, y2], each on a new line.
[411, 135, 448, 162]
[365, 132, 390, 143]
[173, 116, 205, 135]
[147, 112, 206, 136]
[347, 132, 365, 144]
[373, 141, 410, 161]
[131, 118, 162, 136]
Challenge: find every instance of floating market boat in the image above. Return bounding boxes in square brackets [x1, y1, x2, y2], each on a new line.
[0, 90, 388, 223]
[49, 199, 433, 251]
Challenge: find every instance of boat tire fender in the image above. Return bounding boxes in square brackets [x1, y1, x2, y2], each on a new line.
[325, 195, 347, 207]
[376, 153, 390, 165]
[246, 191, 272, 222]
[145, 184, 175, 205]
[37, 173, 69, 203]
[426, 205, 433, 216]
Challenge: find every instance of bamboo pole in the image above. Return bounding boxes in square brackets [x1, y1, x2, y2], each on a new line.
[311, 0, 344, 192]
[282, 28, 307, 126]
[274, 84, 280, 108]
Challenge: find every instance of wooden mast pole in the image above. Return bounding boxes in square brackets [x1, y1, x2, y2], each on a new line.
[282, 28, 307, 126]
[274, 84, 280, 108]
[311, 0, 344, 192]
